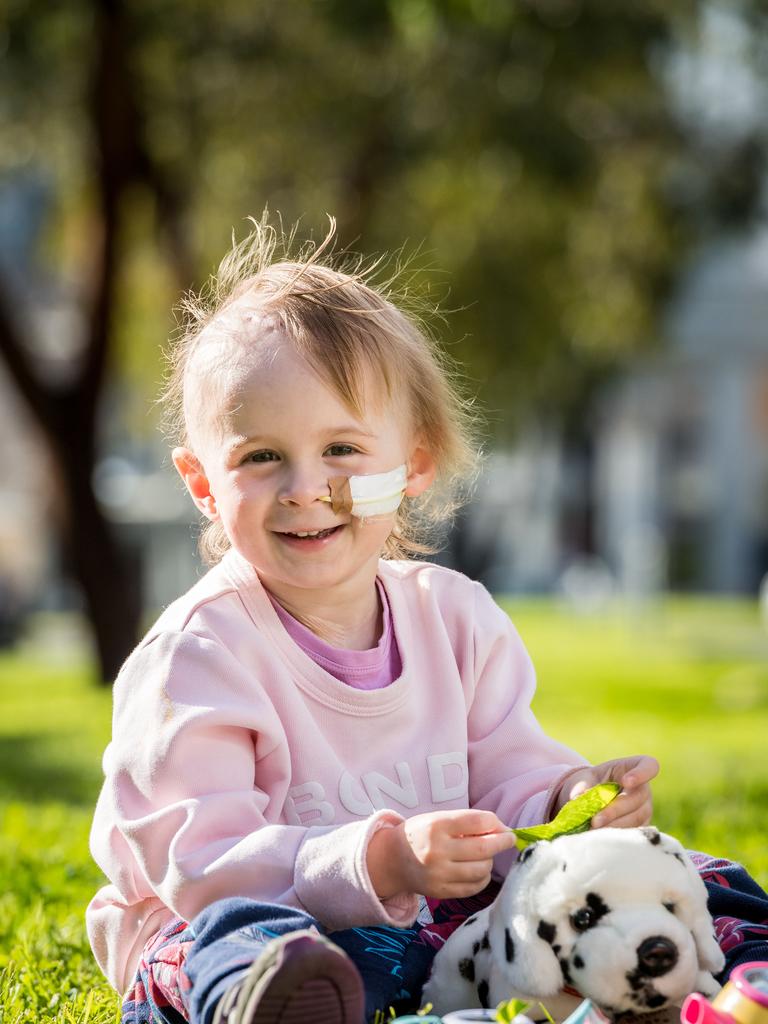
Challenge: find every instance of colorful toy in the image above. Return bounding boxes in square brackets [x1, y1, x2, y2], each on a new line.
[440, 1013, 507, 1024]
[682, 963, 768, 1024]
[557, 1000, 611, 1024]
[394, 997, 609, 1024]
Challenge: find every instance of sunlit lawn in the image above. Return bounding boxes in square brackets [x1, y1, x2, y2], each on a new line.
[507, 597, 768, 879]
[0, 599, 766, 1022]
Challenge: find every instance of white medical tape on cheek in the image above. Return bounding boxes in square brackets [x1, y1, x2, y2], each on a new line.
[349, 463, 408, 517]
[321, 464, 408, 518]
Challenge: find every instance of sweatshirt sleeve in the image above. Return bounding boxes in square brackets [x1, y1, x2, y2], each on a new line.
[465, 583, 589, 841]
[89, 630, 416, 935]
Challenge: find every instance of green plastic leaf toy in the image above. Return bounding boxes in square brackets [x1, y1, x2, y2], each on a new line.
[509, 782, 620, 850]
[495, 998, 555, 1024]
[495, 998, 531, 1023]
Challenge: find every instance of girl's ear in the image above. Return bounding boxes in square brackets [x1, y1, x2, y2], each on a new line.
[172, 447, 219, 521]
[405, 441, 437, 498]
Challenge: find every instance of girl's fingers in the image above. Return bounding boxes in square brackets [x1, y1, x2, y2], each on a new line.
[566, 777, 592, 800]
[595, 784, 647, 819]
[445, 858, 495, 883]
[587, 755, 658, 826]
[449, 830, 518, 861]
[445, 809, 507, 835]
[431, 866, 497, 898]
[603, 798, 654, 828]
[593, 789, 653, 828]
[419, 858, 494, 899]
[404, 809, 505, 853]
[620, 755, 659, 789]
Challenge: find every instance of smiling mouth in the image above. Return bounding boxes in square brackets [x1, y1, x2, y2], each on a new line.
[279, 525, 342, 540]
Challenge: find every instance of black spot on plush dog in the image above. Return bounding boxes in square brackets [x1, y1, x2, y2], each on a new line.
[538, 920, 557, 945]
[586, 892, 611, 922]
[560, 957, 574, 985]
[422, 827, 725, 1020]
[459, 958, 475, 983]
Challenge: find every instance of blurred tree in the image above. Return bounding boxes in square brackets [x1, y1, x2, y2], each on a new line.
[0, 0, 192, 681]
[0, 0, 763, 678]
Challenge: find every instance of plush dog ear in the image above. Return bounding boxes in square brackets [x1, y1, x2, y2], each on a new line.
[688, 898, 726, 974]
[488, 840, 568, 997]
[695, 969, 723, 999]
[656, 833, 725, 975]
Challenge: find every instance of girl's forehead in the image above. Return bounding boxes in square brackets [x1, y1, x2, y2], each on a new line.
[187, 322, 403, 449]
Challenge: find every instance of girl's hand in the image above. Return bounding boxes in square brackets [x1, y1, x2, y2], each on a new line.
[554, 755, 659, 829]
[367, 809, 518, 900]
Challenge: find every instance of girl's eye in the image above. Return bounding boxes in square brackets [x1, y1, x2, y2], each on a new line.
[245, 450, 279, 464]
[325, 444, 357, 457]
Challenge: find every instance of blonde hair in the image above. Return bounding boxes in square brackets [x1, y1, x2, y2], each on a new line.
[161, 213, 482, 564]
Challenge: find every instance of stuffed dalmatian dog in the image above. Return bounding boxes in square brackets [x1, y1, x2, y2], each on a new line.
[422, 827, 724, 1021]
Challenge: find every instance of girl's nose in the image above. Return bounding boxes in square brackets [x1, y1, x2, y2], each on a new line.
[277, 465, 329, 508]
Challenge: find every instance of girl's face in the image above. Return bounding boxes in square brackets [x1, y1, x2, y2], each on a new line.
[173, 332, 435, 602]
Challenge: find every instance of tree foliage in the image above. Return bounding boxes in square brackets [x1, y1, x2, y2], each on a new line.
[0, 0, 763, 674]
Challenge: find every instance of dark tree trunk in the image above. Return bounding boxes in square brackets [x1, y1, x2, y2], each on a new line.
[62, 473, 142, 683]
[0, 288, 144, 682]
[0, 0, 190, 682]
[52, 391, 143, 682]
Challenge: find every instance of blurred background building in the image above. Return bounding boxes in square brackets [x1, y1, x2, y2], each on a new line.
[451, 229, 768, 599]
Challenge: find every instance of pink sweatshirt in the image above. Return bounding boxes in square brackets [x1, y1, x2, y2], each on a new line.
[87, 551, 586, 993]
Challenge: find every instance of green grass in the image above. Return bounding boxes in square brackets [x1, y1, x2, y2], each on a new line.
[506, 597, 768, 880]
[1, 599, 766, 1021]
[0, 645, 119, 1023]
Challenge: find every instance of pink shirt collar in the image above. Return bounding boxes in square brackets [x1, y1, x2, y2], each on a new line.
[265, 579, 402, 690]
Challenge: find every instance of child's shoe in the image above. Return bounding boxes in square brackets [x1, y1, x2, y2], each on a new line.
[212, 929, 365, 1024]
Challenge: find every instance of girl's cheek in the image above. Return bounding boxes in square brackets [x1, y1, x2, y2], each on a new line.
[229, 485, 259, 514]
[234, 474, 267, 497]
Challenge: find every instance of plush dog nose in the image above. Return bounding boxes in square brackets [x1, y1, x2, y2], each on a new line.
[636, 936, 679, 976]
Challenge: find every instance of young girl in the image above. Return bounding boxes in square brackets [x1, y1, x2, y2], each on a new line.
[87, 220, 764, 1024]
